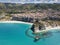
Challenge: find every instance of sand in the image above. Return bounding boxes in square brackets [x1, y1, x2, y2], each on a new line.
[0, 21, 33, 25]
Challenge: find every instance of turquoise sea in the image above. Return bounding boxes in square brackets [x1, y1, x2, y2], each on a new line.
[0, 23, 60, 45]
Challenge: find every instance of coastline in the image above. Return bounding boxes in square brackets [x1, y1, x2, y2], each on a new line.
[0, 21, 33, 25]
[46, 26, 60, 30]
[35, 26, 60, 33]
[0, 21, 60, 33]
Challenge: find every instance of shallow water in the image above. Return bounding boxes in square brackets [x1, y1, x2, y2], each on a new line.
[0, 23, 60, 45]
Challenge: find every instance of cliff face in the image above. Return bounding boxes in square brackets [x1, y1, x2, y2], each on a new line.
[0, 3, 60, 21]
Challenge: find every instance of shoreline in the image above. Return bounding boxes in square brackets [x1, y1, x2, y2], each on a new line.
[0, 21, 60, 33]
[35, 26, 60, 33]
[0, 21, 33, 25]
[46, 26, 60, 30]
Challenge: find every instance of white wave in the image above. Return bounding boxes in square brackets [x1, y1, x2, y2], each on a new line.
[0, 21, 33, 25]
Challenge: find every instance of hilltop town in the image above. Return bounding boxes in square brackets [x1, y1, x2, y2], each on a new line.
[0, 3, 60, 26]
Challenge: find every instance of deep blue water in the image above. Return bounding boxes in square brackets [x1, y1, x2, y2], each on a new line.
[0, 23, 60, 45]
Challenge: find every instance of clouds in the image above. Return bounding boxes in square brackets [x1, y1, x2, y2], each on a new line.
[0, 0, 60, 3]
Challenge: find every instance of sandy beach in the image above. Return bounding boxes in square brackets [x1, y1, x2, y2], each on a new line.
[0, 21, 33, 25]
[0, 21, 60, 33]
[34, 26, 60, 33]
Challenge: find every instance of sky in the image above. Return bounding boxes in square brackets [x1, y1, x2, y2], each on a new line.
[0, 0, 60, 3]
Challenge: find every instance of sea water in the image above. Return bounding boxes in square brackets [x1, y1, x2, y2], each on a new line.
[0, 23, 60, 45]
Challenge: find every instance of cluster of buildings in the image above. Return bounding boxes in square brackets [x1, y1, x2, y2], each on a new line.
[11, 9, 60, 22]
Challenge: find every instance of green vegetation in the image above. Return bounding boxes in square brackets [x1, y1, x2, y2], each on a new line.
[0, 3, 60, 14]
[0, 3, 60, 22]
